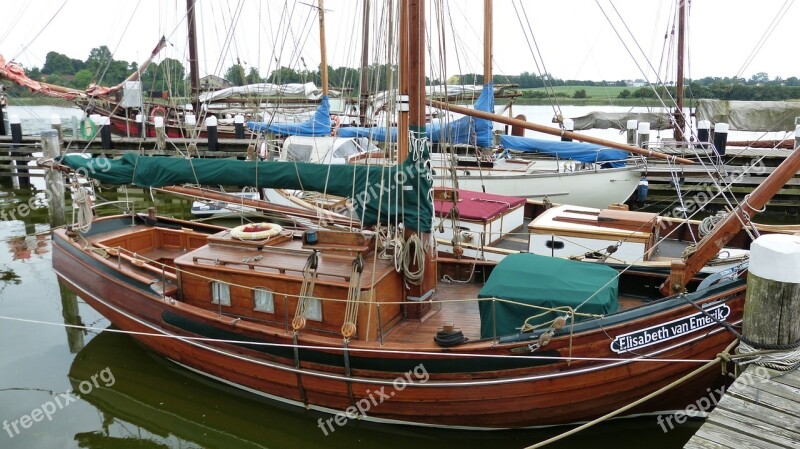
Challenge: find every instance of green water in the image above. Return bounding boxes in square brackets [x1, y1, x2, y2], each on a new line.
[0, 183, 706, 448]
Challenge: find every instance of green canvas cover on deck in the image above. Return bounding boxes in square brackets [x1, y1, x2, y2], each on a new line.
[477, 253, 619, 339]
[60, 153, 432, 232]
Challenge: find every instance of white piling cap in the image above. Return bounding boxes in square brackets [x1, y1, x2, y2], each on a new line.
[714, 122, 729, 133]
[9, 114, 20, 125]
[154, 116, 164, 127]
[99, 116, 110, 126]
[794, 124, 800, 136]
[185, 113, 197, 126]
[205, 116, 218, 127]
[234, 114, 245, 124]
[135, 114, 143, 123]
[50, 115, 61, 125]
[626, 119, 638, 130]
[185, 104, 194, 112]
[637, 122, 650, 133]
[698, 120, 711, 130]
[89, 114, 102, 125]
[750, 234, 800, 283]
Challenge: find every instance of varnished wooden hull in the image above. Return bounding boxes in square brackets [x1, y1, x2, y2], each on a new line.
[53, 219, 743, 428]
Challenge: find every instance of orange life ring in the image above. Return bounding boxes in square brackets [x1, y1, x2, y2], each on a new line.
[230, 222, 283, 240]
[150, 106, 167, 121]
[330, 115, 341, 136]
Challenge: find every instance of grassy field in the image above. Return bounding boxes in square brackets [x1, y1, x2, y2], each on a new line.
[526, 85, 631, 98]
[517, 85, 665, 106]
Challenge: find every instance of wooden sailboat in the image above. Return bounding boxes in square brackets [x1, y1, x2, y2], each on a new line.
[51, 0, 800, 429]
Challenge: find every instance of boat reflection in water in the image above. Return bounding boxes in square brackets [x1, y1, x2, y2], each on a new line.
[67, 325, 701, 449]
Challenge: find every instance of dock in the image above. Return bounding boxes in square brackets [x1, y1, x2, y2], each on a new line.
[684, 365, 800, 448]
[0, 134, 259, 182]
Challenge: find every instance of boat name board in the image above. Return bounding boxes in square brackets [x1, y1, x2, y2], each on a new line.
[610, 304, 731, 353]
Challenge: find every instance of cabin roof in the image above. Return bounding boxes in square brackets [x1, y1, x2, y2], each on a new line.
[434, 189, 526, 222]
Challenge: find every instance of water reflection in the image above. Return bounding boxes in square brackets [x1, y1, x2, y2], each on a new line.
[66, 325, 701, 449]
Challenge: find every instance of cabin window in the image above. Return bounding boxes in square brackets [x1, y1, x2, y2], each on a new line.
[286, 144, 313, 162]
[333, 141, 360, 159]
[211, 281, 231, 306]
[305, 298, 322, 321]
[253, 288, 275, 313]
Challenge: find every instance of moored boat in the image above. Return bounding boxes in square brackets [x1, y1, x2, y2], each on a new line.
[48, 0, 800, 430]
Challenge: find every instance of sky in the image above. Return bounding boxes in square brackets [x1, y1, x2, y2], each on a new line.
[0, 0, 798, 85]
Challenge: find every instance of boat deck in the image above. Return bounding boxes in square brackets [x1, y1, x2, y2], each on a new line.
[382, 282, 646, 345]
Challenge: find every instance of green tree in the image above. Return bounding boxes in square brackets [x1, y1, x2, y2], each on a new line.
[618, 89, 631, 98]
[224, 64, 246, 86]
[41, 51, 74, 75]
[72, 69, 93, 89]
[246, 67, 263, 84]
[572, 88, 587, 99]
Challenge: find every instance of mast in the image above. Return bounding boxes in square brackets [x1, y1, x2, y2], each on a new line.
[660, 145, 800, 295]
[483, 0, 492, 85]
[674, 0, 686, 141]
[318, 0, 329, 97]
[358, 0, 371, 126]
[187, 0, 200, 111]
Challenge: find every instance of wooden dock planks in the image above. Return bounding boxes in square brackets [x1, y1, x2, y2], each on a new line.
[684, 365, 800, 449]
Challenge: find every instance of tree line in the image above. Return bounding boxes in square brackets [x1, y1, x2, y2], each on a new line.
[5, 46, 799, 102]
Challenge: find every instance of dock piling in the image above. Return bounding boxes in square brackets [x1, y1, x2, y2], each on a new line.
[234, 114, 245, 139]
[10, 114, 30, 187]
[51, 115, 63, 142]
[206, 116, 218, 151]
[42, 130, 65, 228]
[742, 233, 800, 348]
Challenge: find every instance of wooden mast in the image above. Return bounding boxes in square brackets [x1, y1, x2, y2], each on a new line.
[483, 0, 492, 85]
[660, 145, 800, 295]
[358, 0, 371, 126]
[318, 0, 329, 97]
[187, 0, 200, 111]
[428, 100, 694, 165]
[674, 0, 686, 141]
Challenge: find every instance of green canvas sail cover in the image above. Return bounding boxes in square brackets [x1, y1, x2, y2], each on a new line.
[61, 153, 433, 232]
[477, 253, 619, 339]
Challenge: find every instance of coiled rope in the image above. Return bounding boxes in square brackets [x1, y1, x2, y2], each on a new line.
[736, 339, 800, 371]
[401, 233, 425, 286]
[72, 186, 93, 234]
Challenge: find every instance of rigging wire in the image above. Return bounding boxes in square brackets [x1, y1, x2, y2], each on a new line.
[734, 0, 794, 80]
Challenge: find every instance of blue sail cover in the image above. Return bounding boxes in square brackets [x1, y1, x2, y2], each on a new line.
[247, 96, 331, 136]
[499, 135, 629, 168]
[339, 83, 495, 146]
[338, 125, 398, 142]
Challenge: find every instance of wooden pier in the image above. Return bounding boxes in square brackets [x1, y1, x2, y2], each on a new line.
[684, 365, 800, 448]
[0, 134, 259, 182]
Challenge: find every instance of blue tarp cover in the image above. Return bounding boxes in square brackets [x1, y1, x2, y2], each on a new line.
[339, 83, 495, 146]
[247, 96, 331, 136]
[499, 135, 629, 168]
